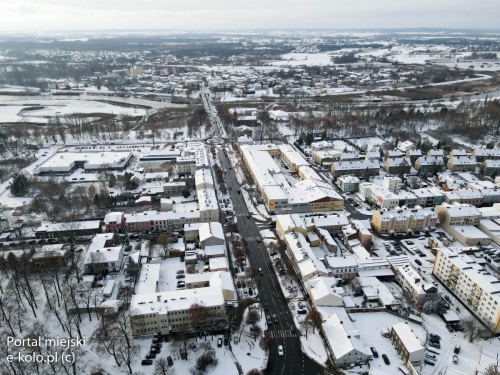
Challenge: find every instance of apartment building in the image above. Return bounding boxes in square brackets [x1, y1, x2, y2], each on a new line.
[331, 160, 380, 178]
[414, 156, 444, 172]
[371, 208, 438, 235]
[482, 160, 500, 175]
[336, 175, 360, 193]
[383, 157, 411, 174]
[382, 176, 402, 194]
[472, 148, 500, 162]
[396, 263, 441, 306]
[447, 156, 477, 172]
[433, 247, 500, 333]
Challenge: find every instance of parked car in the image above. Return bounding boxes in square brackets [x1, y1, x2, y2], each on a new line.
[298, 302, 304, 309]
[150, 348, 160, 354]
[382, 354, 390, 365]
[424, 359, 435, 366]
[141, 359, 153, 366]
[429, 334, 441, 340]
[290, 325, 297, 335]
[415, 259, 422, 266]
[289, 303, 295, 310]
[167, 356, 173, 366]
[176, 274, 185, 279]
[426, 354, 436, 360]
[151, 343, 163, 348]
[429, 341, 441, 349]
[453, 355, 458, 364]
[152, 337, 164, 343]
[297, 309, 307, 315]
[446, 325, 454, 332]
[217, 338, 222, 347]
[145, 353, 156, 359]
[454, 345, 460, 354]
[370, 347, 379, 358]
[258, 268, 263, 276]
[224, 337, 229, 346]
[278, 345, 284, 357]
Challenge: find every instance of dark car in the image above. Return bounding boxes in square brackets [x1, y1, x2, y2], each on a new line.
[297, 309, 307, 315]
[454, 345, 460, 354]
[415, 259, 422, 266]
[141, 359, 153, 366]
[290, 325, 297, 335]
[424, 359, 435, 366]
[264, 302, 270, 311]
[176, 274, 185, 279]
[217, 338, 223, 347]
[429, 334, 441, 340]
[270, 251, 278, 256]
[382, 354, 390, 365]
[224, 337, 229, 346]
[446, 324, 454, 332]
[145, 353, 156, 359]
[167, 356, 173, 366]
[153, 336, 164, 343]
[370, 347, 379, 358]
[266, 315, 273, 325]
[429, 341, 440, 349]
[273, 314, 279, 324]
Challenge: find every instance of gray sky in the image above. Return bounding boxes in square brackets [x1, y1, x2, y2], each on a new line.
[0, 0, 498, 32]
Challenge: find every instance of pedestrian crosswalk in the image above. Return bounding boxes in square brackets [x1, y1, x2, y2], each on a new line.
[245, 237, 261, 241]
[267, 330, 296, 338]
[323, 368, 337, 375]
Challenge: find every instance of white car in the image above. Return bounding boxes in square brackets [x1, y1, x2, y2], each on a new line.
[278, 345, 284, 357]
[453, 355, 458, 364]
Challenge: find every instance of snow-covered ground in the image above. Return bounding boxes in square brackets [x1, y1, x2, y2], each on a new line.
[0, 99, 147, 124]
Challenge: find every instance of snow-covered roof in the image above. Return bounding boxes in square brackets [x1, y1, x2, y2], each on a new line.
[32, 244, 68, 259]
[308, 277, 344, 306]
[392, 323, 424, 354]
[36, 220, 101, 233]
[104, 212, 123, 224]
[209, 257, 228, 270]
[323, 313, 371, 358]
[136, 263, 160, 295]
[199, 222, 224, 242]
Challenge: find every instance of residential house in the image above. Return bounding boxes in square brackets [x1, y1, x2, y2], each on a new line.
[336, 175, 360, 193]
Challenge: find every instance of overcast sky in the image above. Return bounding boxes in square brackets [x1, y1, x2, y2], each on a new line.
[0, 0, 498, 32]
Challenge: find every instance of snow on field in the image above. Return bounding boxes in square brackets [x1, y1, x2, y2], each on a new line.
[271, 53, 334, 67]
[0, 99, 146, 123]
[348, 136, 385, 151]
[300, 333, 328, 365]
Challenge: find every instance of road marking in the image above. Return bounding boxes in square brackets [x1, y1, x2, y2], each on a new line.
[267, 330, 295, 338]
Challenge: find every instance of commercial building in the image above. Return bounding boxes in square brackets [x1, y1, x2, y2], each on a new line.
[33, 151, 133, 175]
[433, 247, 500, 333]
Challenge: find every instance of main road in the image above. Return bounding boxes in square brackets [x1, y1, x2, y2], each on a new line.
[217, 148, 328, 375]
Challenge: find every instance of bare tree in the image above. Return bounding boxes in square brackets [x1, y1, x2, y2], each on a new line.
[300, 318, 314, 339]
[247, 310, 260, 322]
[247, 370, 263, 375]
[259, 333, 273, 351]
[463, 317, 490, 342]
[249, 324, 262, 342]
[306, 307, 323, 334]
[154, 358, 174, 375]
[485, 364, 500, 375]
[156, 233, 171, 258]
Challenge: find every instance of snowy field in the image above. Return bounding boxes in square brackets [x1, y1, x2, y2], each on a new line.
[0, 99, 146, 123]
